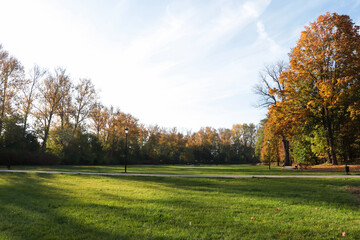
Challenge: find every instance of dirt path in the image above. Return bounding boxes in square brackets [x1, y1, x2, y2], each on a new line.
[0, 169, 360, 178]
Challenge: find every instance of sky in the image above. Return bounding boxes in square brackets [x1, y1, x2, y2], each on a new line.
[0, 0, 360, 131]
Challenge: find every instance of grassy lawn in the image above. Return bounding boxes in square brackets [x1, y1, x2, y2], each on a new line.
[1, 164, 358, 175]
[0, 173, 359, 239]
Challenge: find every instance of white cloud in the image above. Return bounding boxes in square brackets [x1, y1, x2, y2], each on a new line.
[256, 21, 284, 56]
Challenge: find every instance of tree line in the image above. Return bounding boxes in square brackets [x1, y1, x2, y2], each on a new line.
[255, 13, 360, 166]
[0, 44, 258, 166]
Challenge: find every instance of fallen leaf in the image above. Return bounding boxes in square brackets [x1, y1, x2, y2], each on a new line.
[251, 217, 255, 221]
[280, 233, 283, 236]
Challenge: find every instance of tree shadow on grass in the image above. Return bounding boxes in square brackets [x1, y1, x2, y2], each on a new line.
[112, 176, 360, 209]
[0, 173, 182, 240]
[72, 175, 360, 239]
[1, 173, 359, 240]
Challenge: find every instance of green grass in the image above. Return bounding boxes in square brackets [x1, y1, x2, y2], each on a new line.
[1, 164, 358, 175]
[0, 173, 359, 239]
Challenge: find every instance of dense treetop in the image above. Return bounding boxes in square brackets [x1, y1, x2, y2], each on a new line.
[255, 13, 360, 166]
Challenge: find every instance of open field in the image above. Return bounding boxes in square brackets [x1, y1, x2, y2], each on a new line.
[1, 164, 358, 175]
[0, 172, 360, 239]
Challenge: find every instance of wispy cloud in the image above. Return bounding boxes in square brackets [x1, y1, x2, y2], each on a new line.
[90, 0, 274, 129]
[4, 0, 357, 130]
[256, 21, 284, 55]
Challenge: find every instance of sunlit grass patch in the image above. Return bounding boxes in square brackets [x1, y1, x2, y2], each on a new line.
[0, 173, 359, 239]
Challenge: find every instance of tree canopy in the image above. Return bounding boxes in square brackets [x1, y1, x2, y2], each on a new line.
[257, 12, 360, 165]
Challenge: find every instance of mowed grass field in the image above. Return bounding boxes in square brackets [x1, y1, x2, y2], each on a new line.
[0, 172, 359, 239]
[1, 164, 358, 175]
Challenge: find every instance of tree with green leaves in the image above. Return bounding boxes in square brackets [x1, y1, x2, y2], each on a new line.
[283, 12, 360, 165]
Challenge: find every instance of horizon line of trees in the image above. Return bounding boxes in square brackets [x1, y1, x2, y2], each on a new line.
[254, 12, 360, 166]
[0, 44, 258, 166]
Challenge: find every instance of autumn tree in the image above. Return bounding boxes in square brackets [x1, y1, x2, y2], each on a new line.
[0, 45, 24, 135]
[35, 68, 71, 151]
[55, 70, 72, 130]
[242, 123, 256, 148]
[141, 125, 162, 163]
[254, 61, 291, 165]
[283, 12, 360, 165]
[89, 102, 108, 138]
[156, 127, 186, 164]
[73, 78, 97, 132]
[231, 124, 246, 160]
[97, 106, 140, 163]
[192, 127, 219, 163]
[262, 112, 291, 166]
[218, 128, 232, 163]
[18, 65, 46, 133]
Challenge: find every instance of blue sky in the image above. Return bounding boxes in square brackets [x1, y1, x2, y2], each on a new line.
[0, 0, 360, 131]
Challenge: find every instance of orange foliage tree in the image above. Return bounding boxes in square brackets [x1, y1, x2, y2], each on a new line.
[254, 61, 292, 165]
[279, 13, 360, 165]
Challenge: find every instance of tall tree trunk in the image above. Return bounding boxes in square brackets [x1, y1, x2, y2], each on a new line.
[23, 81, 36, 135]
[328, 129, 338, 165]
[0, 79, 8, 135]
[41, 114, 53, 152]
[324, 107, 337, 165]
[23, 115, 28, 135]
[96, 125, 100, 138]
[41, 125, 49, 152]
[73, 111, 81, 134]
[0, 118, 3, 138]
[326, 149, 332, 164]
[282, 135, 291, 166]
[23, 102, 31, 135]
[60, 112, 64, 130]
